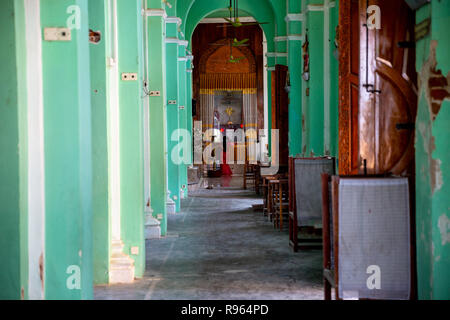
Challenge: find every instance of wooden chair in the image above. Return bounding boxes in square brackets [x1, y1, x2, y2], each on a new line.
[288, 157, 336, 252]
[243, 162, 257, 190]
[262, 176, 276, 217]
[269, 179, 289, 230]
[322, 174, 415, 300]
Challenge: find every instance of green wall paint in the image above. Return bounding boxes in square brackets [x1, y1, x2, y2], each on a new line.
[0, 0, 28, 300]
[415, 2, 450, 300]
[89, 0, 110, 286]
[40, 0, 93, 300]
[117, 0, 145, 279]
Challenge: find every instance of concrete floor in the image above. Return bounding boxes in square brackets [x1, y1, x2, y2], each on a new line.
[95, 177, 324, 300]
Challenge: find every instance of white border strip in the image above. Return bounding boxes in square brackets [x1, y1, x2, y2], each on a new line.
[178, 40, 188, 47]
[285, 13, 304, 22]
[266, 52, 288, 58]
[145, 8, 167, 18]
[109, 0, 122, 242]
[274, 36, 288, 42]
[25, 0, 45, 300]
[165, 16, 181, 26]
[199, 16, 256, 24]
[165, 38, 189, 47]
[276, 35, 305, 42]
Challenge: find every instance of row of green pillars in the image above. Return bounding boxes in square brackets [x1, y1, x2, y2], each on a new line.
[0, 0, 192, 299]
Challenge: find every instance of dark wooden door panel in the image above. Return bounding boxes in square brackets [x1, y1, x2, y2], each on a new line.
[271, 65, 289, 166]
[339, 0, 360, 175]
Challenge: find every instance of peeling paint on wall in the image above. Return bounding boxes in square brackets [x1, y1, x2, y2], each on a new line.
[418, 41, 450, 122]
[39, 252, 44, 291]
[417, 40, 449, 194]
[438, 214, 450, 246]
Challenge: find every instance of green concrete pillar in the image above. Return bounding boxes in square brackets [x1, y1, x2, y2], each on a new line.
[178, 45, 189, 198]
[89, 0, 110, 286]
[0, 0, 28, 300]
[117, 0, 145, 279]
[287, 1, 304, 156]
[40, 0, 93, 299]
[300, 0, 338, 157]
[186, 68, 194, 165]
[147, 1, 168, 235]
[266, 57, 275, 156]
[165, 14, 181, 212]
[306, 0, 324, 156]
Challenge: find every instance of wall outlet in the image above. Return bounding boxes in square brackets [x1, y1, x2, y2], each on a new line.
[168, 100, 177, 105]
[121, 73, 138, 81]
[157, 214, 163, 220]
[131, 246, 139, 255]
[179, 105, 185, 110]
[44, 28, 71, 41]
[149, 91, 161, 96]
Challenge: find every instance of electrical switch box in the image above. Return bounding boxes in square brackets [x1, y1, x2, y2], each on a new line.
[44, 28, 71, 41]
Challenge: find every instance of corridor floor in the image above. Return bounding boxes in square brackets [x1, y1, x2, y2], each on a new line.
[95, 177, 323, 300]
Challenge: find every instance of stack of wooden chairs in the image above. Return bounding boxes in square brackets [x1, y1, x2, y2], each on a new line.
[260, 165, 289, 229]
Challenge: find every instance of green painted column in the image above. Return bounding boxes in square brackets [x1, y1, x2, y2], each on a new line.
[186, 68, 194, 165]
[178, 46, 189, 198]
[165, 14, 181, 212]
[287, 1, 303, 156]
[266, 57, 275, 157]
[89, 0, 110, 286]
[147, 1, 168, 235]
[306, 0, 324, 156]
[40, 0, 93, 299]
[329, 1, 339, 159]
[117, 0, 145, 279]
[0, 0, 28, 300]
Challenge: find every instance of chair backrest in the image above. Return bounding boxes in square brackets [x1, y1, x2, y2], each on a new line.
[335, 177, 411, 300]
[293, 157, 335, 227]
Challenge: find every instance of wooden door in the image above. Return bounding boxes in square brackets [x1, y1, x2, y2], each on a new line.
[339, 1, 418, 298]
[339, 0, 361, 175]
[271, 64, 289, 166]
[339, 0, 417, 176]
[360, 0, 417, 175]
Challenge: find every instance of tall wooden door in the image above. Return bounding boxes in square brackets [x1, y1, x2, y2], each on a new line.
[271, 64, 289, 166]
[339, 0, 418, 298]
[339, 0, 417, 176]
[339, 0, 361, 175]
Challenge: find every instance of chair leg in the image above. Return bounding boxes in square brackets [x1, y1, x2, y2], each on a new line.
[324, 280, 332, 300]
[279, 184, 283, 230]
[293, 223, 298, 252]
